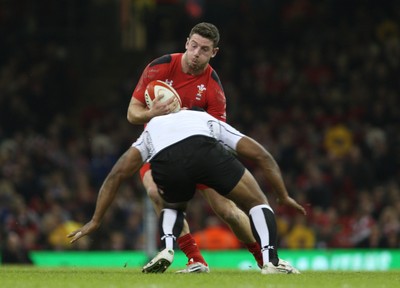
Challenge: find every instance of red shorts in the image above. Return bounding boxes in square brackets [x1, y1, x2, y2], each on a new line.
[139, 162, 151, 180]
[139, 162, 209, 190]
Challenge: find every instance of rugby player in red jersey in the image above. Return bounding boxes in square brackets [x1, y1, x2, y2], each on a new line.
[127, 22, 263, 272]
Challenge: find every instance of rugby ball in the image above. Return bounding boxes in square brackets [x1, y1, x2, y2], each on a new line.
[145, 80, 182, 113]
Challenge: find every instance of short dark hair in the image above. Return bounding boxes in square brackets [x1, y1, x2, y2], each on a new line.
[189, 22, 220, 47]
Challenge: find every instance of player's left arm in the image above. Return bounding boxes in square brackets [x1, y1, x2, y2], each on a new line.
[68, 147, 144, 243]
[235, 137, 306, 215]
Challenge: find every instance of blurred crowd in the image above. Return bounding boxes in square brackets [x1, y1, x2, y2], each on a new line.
[1, 0, 399, 263]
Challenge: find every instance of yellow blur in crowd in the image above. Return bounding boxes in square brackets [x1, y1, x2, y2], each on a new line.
[324, 125, 353, 158]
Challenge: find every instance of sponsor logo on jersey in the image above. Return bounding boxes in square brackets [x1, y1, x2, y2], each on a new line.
[165, 79, 174, 87]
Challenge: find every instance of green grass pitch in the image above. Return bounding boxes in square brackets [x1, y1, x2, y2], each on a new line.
[1, 267, 399, 288]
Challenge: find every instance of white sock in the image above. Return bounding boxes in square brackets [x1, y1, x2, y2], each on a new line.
[249, 204, 275, 265]
[160, 208, 178, 250]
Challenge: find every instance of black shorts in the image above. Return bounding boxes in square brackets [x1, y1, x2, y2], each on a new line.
[150, 136, 245, 203]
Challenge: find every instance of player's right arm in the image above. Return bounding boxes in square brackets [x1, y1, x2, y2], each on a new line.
[127, 58, 175, 125]
[67, 146, 144, 243]
[128, 97, 165, 124]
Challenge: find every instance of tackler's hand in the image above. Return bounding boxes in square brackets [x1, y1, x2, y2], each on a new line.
[277, 196, 307, 215]
[67, 220, 100, 244]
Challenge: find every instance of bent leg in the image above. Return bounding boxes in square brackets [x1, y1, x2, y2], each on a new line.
[143, 169, 207, 267]
[159, 208, 185, 250]
[143, 170, 191, 235]
[200, 188, 255, 243]
[224, 169, 279, 266]
[142, 208, 184, 274]
[200, 188, 263, 268]
[249, 204, 279, 266]
[143, 170, 164, 216]
[224, 169, 269, 213]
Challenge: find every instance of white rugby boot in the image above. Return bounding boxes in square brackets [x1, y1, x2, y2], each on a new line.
[142, 248, 174, 273]
[176, 258, 210, 273]
[261, 259, 300, 274]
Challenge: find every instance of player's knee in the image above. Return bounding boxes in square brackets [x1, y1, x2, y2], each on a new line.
[143, 170, 164, 212]
[147, 185, 162, 206]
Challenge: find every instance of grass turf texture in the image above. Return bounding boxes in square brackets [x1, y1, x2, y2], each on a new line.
[1, 267, 399, 288]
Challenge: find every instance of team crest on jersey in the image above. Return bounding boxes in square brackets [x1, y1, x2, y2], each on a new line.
[196, 84, 206, 100]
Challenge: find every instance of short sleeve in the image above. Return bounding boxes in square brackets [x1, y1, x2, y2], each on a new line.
[131, 132, 150, 162]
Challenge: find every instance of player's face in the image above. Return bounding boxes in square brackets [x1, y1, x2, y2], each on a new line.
[185, 34, 218, 73]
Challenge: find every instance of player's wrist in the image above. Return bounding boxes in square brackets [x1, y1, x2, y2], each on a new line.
[90, 218, 102, 226]
[146, 109, 155, 121]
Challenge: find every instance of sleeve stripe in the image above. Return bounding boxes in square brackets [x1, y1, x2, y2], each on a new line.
[149, 54, 172, 67]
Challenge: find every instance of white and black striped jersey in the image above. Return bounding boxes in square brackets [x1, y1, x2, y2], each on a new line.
[132, 110, 244, 162]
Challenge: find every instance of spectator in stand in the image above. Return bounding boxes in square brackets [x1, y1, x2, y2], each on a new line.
[285, 216, 316, 249]
[378, 206, 400, 248]
[1, 232, 32, 264]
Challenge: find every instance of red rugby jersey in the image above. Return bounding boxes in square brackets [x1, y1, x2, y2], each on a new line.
[132, 53, 226, 121]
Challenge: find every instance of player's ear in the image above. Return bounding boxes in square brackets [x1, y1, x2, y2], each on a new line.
[185, 37, 190, 49]
[211, 47, 219, 58]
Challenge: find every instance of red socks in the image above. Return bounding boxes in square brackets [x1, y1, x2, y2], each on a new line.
[178, 234, 262, 269]
[177, 233, 208, 266]
[245, 242, 263, 268]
